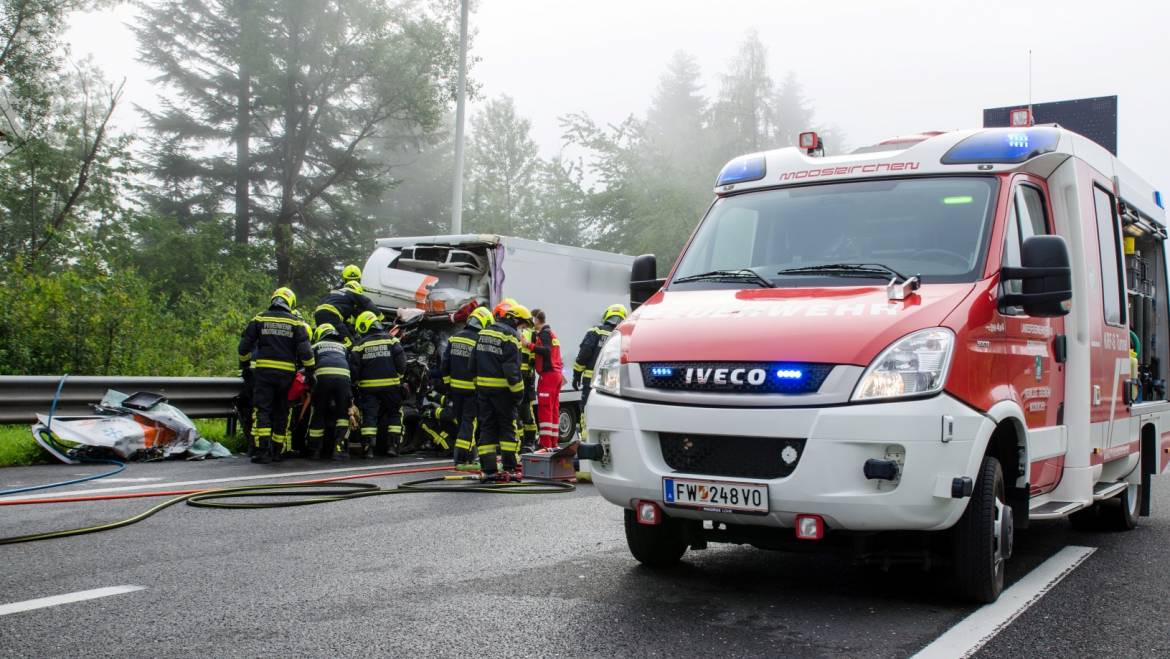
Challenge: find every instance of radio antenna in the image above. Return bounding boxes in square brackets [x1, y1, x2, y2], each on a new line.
[1028, 49, 1033, 117]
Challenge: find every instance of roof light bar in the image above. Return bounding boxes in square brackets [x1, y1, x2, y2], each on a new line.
[940, 127, 1061, 165]
[715, 155, 766, 187]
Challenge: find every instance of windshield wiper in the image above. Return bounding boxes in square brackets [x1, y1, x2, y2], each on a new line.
[775, 262, 911, 282]
[673, 268, 775, 288]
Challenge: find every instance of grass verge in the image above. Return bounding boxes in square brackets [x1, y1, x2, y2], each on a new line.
[0, 418, 246, 468]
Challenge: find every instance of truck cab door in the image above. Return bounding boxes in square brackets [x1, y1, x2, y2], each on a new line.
[999, 178, 1067, 495]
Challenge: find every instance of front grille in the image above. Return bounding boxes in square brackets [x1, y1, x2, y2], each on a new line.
[659, 432, 806, 479]
[641, 362, 834, 394]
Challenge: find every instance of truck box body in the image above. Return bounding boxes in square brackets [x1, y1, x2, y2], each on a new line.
[583, 126, 1170, 601]
[361, 234, 634, 432]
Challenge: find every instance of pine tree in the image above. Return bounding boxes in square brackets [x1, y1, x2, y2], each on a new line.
[465, 95, 542, 236]
[710, 30, 774, 158]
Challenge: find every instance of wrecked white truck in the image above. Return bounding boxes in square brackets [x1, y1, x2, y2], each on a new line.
[360, 234, 634, 445]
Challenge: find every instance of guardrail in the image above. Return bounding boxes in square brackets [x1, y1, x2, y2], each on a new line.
[0, 376, 244, 424]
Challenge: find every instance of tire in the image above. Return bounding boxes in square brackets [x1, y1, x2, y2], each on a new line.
[1100, 483, 1140, 531]
[559, 405, 578, 443]
[952, 455, 1010, 603]
[623, 509, 687, 568]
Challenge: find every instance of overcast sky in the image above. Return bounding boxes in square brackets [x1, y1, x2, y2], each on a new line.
[67, 0, 1169, 193]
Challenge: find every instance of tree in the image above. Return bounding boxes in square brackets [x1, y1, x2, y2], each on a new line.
[464, 94, 541, 236]
[770, 71, 813, 148]
[710, 30, 774, 158]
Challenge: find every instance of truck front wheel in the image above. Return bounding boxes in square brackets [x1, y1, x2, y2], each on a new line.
[951, 455, 1010, 603]
[624, 509, 688, 568]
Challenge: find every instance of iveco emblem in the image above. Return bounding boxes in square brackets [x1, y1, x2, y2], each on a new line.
[684, 367, 768, 386]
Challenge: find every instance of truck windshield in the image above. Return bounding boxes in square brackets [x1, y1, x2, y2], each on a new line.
[672, 177, 998, 287]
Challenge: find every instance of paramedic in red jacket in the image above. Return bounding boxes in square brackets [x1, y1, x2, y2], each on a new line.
[529, 309, 564, 449]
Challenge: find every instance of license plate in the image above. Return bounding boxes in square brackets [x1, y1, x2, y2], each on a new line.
[662, 477, 769, 514]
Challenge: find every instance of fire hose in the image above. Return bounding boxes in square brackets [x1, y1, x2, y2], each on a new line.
[0, 466, 575, 546]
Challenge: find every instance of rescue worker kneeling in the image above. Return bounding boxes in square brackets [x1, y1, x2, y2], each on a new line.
[237, 287, 314, 463]
[352, 310, 406, 458]
[307, 324, 354, 460]
[443, 306, 493, 466]
[473, 302, 530, 480]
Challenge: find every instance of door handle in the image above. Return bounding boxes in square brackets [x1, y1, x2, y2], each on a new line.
[1092, 384, 1101, 406]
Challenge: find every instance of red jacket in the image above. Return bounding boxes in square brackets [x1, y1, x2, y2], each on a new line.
[533, 325, 563, 373]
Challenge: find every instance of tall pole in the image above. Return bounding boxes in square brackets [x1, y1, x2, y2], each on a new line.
[450, 0, 470, 234]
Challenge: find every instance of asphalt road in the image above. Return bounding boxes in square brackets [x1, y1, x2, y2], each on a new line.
[1, 456, 1168, 658]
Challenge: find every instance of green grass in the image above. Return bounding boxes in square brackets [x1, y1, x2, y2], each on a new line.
[0, 418, 247, 468]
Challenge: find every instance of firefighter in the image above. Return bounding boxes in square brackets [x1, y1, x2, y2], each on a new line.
[530, 309, 564, 449]
[441, 306, 492, 466]
[352, 310, 406, 458]
[573, 303, 627, 431]
[474, 301, 530, 480]
[341, 263, 362, 285]
[313, 280, 379, 346]
[518, 326, 538, 453]
[237, 287, 314, 463]
[307, 324, 354, 460]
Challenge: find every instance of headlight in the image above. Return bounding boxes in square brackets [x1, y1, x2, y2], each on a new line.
[852, 328, 954, 401]
[591, 332, 623, 396]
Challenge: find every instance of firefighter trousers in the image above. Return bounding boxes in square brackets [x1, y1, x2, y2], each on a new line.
[252, 368, 295, 457]
[308, 375, 351, 457]
[537, 371, 563, 449]
[450, 391, 477, 464]
[476, 390, 520, 473]
[519, 382, 537, 452]
[358, 387, 402, 454]
[579, 376, 592, 434]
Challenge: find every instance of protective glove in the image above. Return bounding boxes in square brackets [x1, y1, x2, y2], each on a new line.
[572, 373, 581, 390]
[241, 368, 254, 385]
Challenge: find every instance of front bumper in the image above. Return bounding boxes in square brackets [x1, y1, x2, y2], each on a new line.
[585, 392, 995, 532]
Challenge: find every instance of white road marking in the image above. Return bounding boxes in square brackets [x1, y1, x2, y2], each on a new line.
[89, 478, 165, 483]
[0, 586, 145, 617]
[0, 459, 451, 502]
[912, 545, 1096, 659]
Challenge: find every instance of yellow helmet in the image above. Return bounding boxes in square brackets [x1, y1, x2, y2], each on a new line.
[272, 287, 296, 310]
[314, 323, 338, 342]
[342, 264, 362, 281]
[603, 303, 627, 322]
[505, 303, 532, 322]
[354, 310, 379, 335]
[468, 307, 493, 329]
[343, 280, 364, 295]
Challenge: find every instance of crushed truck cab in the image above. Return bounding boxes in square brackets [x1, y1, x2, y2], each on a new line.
[583, 126, 1170, 603]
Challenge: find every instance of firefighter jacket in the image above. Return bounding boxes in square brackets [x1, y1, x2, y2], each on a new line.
[474, 320, 524, 394]
[573, 320, 617, 379]
[352, 329, 406, 390]
[520, 328, 536, 383]
[311, 338, 354, 380]
[533, 325, 563, 374]
[314, 287, 379, 326]
[238, 305, 314, 373]
[441, 324, 481, 393]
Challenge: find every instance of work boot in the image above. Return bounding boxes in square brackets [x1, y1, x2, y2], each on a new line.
[251, 439, 271, 464]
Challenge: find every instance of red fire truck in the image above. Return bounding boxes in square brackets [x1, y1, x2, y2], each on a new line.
[580, 125, 1168, 602]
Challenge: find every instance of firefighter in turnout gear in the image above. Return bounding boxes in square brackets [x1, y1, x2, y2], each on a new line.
[530, 309, 564, 449]
[518, 327, 538, 453]
[341, 263, 362, 284]
[307, 324, 355, 460]
[237, 287, 314, 463]
[313, 280, 379, 346]
[573, 303, 626, 430]
[442, 306, 492, 465]
[352, 310, 406, 458]
[474, 302, 531, 480]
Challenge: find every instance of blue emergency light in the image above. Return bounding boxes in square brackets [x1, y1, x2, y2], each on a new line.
[774, 369, 803, 380]
[1156, 190, 1164, 209]
[716, 155, 767, 187]
[649, 366, 674, 378]
[940, 128, 1061, 165]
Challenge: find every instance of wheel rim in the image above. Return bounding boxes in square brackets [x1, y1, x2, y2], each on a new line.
[992, 489, 1010, 582]
[558, 410, 573, 439]
[1125, 483, 1139, 518]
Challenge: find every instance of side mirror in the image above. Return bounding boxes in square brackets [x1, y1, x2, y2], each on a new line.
[1001, 235, 1072, 317]
[630, 254, 664, 310]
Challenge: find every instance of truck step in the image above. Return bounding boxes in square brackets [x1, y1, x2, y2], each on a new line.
[1029, 500, 1085, 519]
[1093, 481, 1128, 500]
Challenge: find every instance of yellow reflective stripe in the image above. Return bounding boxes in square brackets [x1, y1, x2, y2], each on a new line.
[478, 443, 498, 455]
[314, 304, 343, 318]
[335, 419, 349, 426]
[254, 315, 299, 324]
[253, 427, 272, 437]
[360, 428, 377, 436]
[592, 328, 612, 337]
[315, 367, 350, 377]
[480, 330, 520, 346]
[255, 359, 295, 372]
[387, 425, 403, 433]
[449, 336, 477, 347]
[500, 440, 519, 452]
[572, 363, 585, 372]
[358, 377, 401, 387]
[523, 423, 538, 431]
[508, 381, 524, 393]
[476, 376, 509, 388]
[308, 429, 325, 438]
[442, 375, 452, 384]
[583, 370, 593, 378]
[238, 353, 251, 362]
[360, 338, 400, 348]
[521, 363, 532, 371]
[455, 439, 472, 450]
[302, 357, 316, 367]
[450, 379, 474, 390]
[551, 339, 561, 346]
